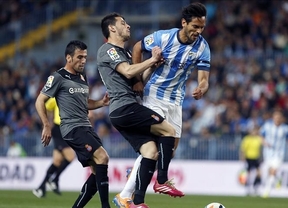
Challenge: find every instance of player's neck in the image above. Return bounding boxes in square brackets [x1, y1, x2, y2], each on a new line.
[64, 66, 76, 75]
[107, 37, 125, 48]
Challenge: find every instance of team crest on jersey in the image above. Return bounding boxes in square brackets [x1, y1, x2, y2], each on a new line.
[85, 144, 92, 152]
[107, 48, 120, 61]
[188, 51, 196, 60]
[151, 114, 160, 121]
[45, 76, 54, 88]
[145, 36, 154, 46]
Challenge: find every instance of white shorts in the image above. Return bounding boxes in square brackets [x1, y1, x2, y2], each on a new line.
[143, 96, 182, 138]
[263, 158, 283, 170]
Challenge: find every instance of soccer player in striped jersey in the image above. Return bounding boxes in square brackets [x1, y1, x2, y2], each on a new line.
[260, 110, 288, 198]
[113, 2, 210, 208]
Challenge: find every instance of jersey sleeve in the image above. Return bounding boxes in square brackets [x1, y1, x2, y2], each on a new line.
[99, 45, 129, 70]
[45, 97, 56, 112]
[196, 41, 211, 71]
[40, 72, 62, 98]
[141, 31, 161, 52]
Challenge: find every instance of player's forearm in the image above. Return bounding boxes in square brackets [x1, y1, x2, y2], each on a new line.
[87, 99, 105, 110]
[124, 58, 157, 79]
[35, 96, 50, 127]
[142, 67, 154, 85]
[198, 80, 209, 95]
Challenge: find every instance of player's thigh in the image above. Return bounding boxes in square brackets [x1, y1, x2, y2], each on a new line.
[52, 149, 63, 166]
[166, 104, 182, 138]
[150, 119, 176, 137]
[62, 146, 75, 162]
[143, 97, 177, 137]
[64, 126, 103, 167]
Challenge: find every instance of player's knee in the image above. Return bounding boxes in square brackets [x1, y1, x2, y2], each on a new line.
[141, 150, 158, 160]
[93, 147, 109, 164]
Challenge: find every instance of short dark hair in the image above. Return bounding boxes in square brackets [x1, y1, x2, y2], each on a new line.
[182, 2, 207, 23]
[65, 40, 87, 58]
[101, 12, 124, 39]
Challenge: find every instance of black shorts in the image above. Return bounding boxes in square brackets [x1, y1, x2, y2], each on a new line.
[109, 103, 164, 152]
[64, 126, 103, 167]
[52, 124, 70, 151]
[246, 158, 261, 171]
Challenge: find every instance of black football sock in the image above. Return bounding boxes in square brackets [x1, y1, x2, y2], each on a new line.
[94, 164, 110, 208]
[52, 159, 71, 183]
[134, 157, 157, 205]
[39, 164, 58, 188]
[157, 136, 175, 184]
[254, 175, 261, 186]
[72, 173, 98, 208]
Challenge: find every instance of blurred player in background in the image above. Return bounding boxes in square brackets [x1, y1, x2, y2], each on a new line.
[239, 126, 262, 196]
[33, 97, 75, 198]
[35, 40, 111, 208]
[260, 110, 288, 198]
[97, 12, 183, 208]
[113, 2, 210, 208]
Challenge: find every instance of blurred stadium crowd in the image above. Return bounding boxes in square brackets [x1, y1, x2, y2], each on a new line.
[0, 0, 288, 160]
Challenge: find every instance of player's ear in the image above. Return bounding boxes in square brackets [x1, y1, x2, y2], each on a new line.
[109, 24, 116, 33]
[181, 18, 187, 27]
[66, 54, 72, 63]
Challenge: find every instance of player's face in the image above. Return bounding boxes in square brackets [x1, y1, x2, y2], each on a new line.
[115, 17, 130, 41]
[273, 112, 283, 126]
[71, 48, 87, 73]
[182, 16, 206, 43]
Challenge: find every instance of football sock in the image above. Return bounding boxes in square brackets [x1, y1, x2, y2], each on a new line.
[39, 164, 57, 188]
[72, 173, 98, 208]
[134, 157, 156, 205]
[94, 164, 110, 208]
[263, 175, 275, 196]
[52, 159, 70, 183]
[253, 175, 261, 186]
[120, 155, 142, 199]
[157, 136, 175, 184]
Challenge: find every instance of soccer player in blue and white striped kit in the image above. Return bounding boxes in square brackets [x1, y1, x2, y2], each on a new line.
[260, 110, 288, 198]
[113, 2, 211, 207]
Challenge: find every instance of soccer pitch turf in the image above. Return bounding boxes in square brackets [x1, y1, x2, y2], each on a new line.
[0, 190, 288, 208]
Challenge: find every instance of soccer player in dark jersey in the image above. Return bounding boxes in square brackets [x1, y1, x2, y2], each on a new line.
[35, 40, 111, 208]
[33, 98, 76, 198]
[97, 13, 183, 208]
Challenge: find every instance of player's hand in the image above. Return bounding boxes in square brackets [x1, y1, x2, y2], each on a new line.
[192, 87, 203, 100]
[151, 46, 163, 62]
[41, 126, 52, 147]
[102, 92, 110, 106]
[133, 81, 144, 98]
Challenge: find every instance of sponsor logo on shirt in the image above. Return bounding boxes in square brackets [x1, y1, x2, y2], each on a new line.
[145, 36, 154, 46]
[107, 48, 120, 61]
[69, 88, 89, 94]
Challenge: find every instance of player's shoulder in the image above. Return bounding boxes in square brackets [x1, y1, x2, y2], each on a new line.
[197, 35, 210, 47]
[155, 28, 179, 35]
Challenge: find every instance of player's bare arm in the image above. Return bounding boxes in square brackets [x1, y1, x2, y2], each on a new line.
[116, 46, 162, 79]
[87, 92, 110, 110]
[35, 93, 52, 147]
[192, 70, 209, 100]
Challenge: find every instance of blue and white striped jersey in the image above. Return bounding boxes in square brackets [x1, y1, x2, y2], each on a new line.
[142, 28, 211, 106]
[260, 120, 288, 161]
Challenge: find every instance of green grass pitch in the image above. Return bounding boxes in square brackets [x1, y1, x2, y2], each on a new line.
[0, 190, 288, 208]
